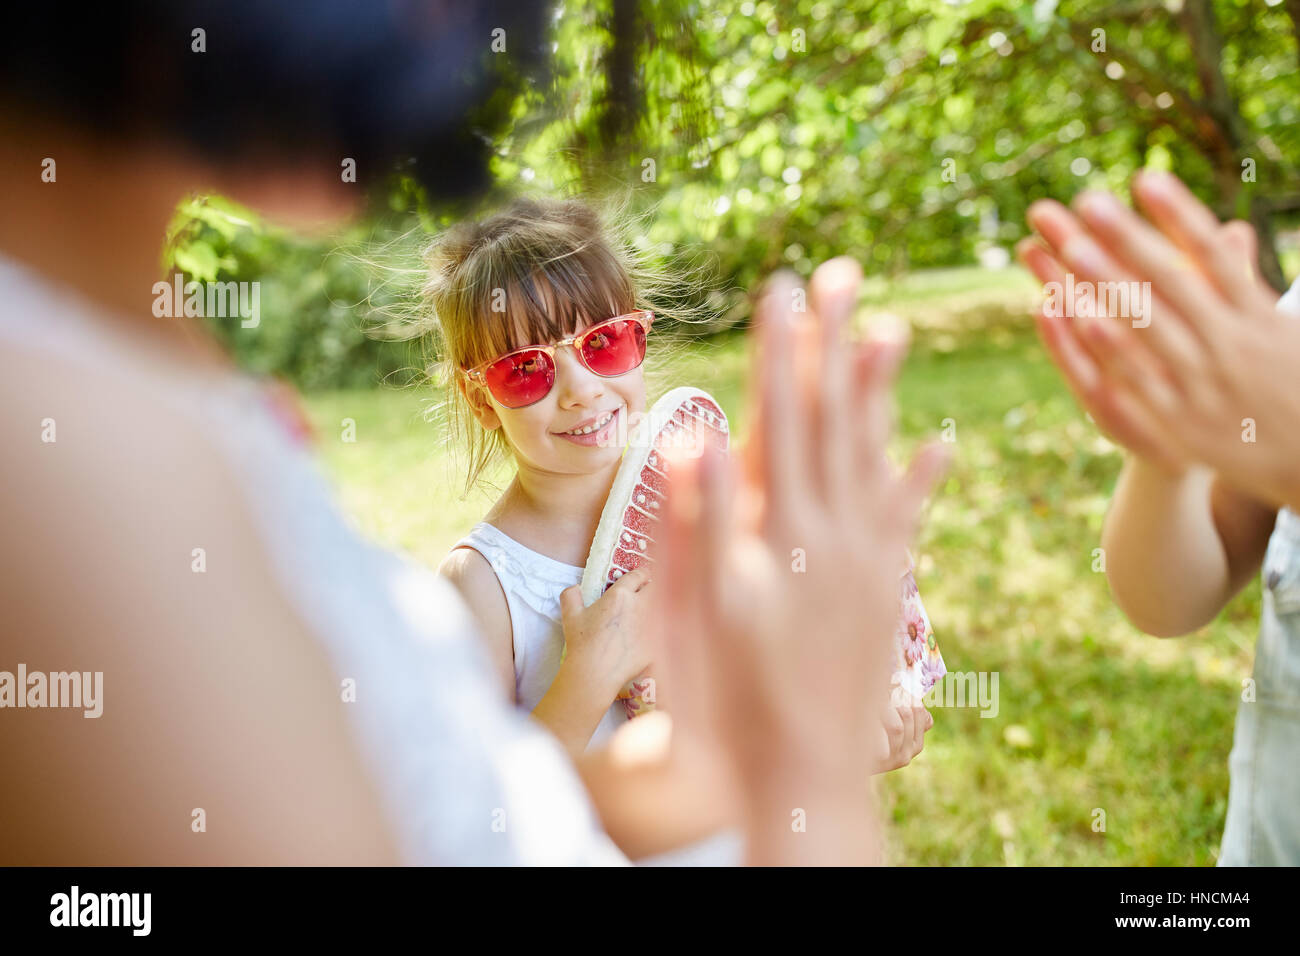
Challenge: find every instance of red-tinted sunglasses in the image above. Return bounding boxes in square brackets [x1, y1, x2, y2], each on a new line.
[462, 311, 654, 409]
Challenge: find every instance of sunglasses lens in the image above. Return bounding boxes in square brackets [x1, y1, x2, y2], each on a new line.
[579, 318, 647, 377]
[484, 349, 555, 408]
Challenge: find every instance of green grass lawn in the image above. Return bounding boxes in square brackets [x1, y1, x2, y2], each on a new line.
[301, 265, 1260, 866]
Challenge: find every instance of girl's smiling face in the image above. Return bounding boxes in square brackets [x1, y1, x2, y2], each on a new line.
[461, 313, 648, 476]
[435, 203, 651, 492]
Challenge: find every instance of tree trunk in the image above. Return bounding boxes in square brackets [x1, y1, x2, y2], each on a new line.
[1248, 202, 1286, 291]
[1182, 0, 1286, 290]
[1287, 0, 1300, 76]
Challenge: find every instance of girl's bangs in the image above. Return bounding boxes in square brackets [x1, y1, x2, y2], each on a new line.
[481, 246, 635, 363]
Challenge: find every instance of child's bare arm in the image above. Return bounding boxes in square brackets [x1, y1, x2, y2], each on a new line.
[531, 658, 624, 756]
[1210, 474, 1279, 597]
[441, 549, 652, 755]
[1101, 461, 1275, 637]
[534, 571, 655, 757]
[438, 548, 517, 701]
[578, 701, 933, 861]
[576, 712, 740, 860]
[1020, 191, 1283, 638]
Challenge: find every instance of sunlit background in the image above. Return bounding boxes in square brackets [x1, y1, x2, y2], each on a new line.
[168, 0, 1298, 864]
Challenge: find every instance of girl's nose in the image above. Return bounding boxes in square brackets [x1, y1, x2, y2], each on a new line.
[552, 346, 605, 407]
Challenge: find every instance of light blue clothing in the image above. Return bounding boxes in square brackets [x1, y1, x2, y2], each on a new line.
[1220, 278, 1300, 866]
[1220, 507, 1300, 865]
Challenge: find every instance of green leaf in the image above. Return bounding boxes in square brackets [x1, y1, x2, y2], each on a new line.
[173, 241, 220, 282]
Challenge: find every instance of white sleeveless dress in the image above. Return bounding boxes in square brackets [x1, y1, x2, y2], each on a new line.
[451, 523, 744, 865]
[451, 522, 628, 748]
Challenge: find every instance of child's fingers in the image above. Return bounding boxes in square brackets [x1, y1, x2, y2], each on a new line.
[1219, 219, 1259, 282]
[850, 343, 889, 468]
[559, 584, 586, 620]
[1046, 219, 1216, 378]
[886, 440, 948, 549]
[1036, 307, 1100, 395]
[739, 321, 768, 532]
[1016, 235, 1067, 287]
[1132, 170, 1279, 318]
[896, 701, 916, 761]
[692, 442, 731, 641]
[1021, 227, 1188, 400]
[870, 723, 893, 771]
[1219, 219, 1285, 310]
[753, 272, 810, 534]
[1028, 199, 1139, 308]
[605, 568, 650, 596]
[649, 449, 704, 714]
[1040, 310, 1175, 468]
[851, 337, 907, 492]
[1025, 198, 1081, 258]
[1036, 310, 1185, 472]
[1024, 211, 1208, 380]
[1034, 303, 1180, 463]
[1096, 392, 1185, 475]
[881, 703, 905, 761]
[1072, 312, 1181, 421]
[809, 257, 863, 507]
[911, 705, 930, 756]
[1018, 232, 1194, 378]
[1071, 189, 1232, 346]
[654, 446, 727, 740]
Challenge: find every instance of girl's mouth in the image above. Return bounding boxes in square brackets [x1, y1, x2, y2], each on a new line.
[555, 407, 621, 447]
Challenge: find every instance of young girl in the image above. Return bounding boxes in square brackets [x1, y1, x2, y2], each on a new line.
[427, 197, 937, 762]
[430, 198, 660, 755]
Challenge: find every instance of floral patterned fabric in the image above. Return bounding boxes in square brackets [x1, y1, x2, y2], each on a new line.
[894, 561, 945, 700]
[616, 557, 946, 720]
[616, 678, 655, 719]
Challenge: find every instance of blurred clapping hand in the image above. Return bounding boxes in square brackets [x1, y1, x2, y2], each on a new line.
[649, 258, 948, 865]
[1019, 171, 1300, 512]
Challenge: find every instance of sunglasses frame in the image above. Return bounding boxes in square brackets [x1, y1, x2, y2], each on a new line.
[461, 310, 655, 408]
